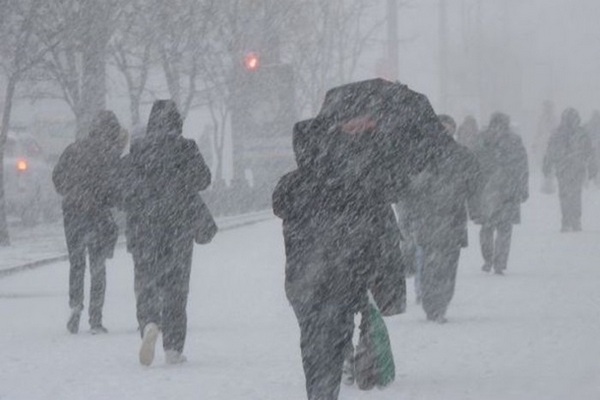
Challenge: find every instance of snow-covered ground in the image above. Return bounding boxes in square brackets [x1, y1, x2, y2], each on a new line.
[1, 185, 600, 400]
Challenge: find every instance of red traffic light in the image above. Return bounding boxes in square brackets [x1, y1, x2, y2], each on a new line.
[243, 52, 260, 71]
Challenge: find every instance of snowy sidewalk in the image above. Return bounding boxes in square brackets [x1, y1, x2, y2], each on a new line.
[1, 189, 600, 399]
[0, 210, 274, 277]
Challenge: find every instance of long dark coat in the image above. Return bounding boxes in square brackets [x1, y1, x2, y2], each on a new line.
[474, 127, 529, 225]
[543, 127, 597, 185]
[276, 121, 406, 317]
[403, 134, 481, 248]
[53, 117, 122, 258]
[122, 133, 211, 254]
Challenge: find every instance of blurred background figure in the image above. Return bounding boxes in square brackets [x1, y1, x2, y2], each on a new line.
[456, 116, 480, 151]
[52, 110, 123, 335]
[474, 112, 529, 275]
[400, 114, 481, 322]
[543, 108, 597, 232]
[533, 100, 557, 174]
[584, 110, 600, 187]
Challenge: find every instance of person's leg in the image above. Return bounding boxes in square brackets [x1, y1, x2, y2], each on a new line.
[137, 250, 163, 366]
[493, 222, 513, 273]
[433, 246, 461, 320]
[295, 302, 354, 400]
[161, 236, 193, 358]
[571, 182, 583, 231]
[420, 245, 459, 321]
[558, 180, 570, 231]
[414, 244, 424, 303]
[88, 241, 107, 330]
[479, 223, 494, 271]
[135, 252, 162, 336]
[63, 210, 87, 333]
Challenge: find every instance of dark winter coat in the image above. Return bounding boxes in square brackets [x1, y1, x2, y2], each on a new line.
[315, 79, 447, 192]
[474, 123, 529, 225]
[456, 116, 480, 151]
[403, 134, 481, 248]
[275, 121, 405, 316]
[122, 101, 211, 254]
[52, 111, 123, 258]
[543, 126, 597, 185]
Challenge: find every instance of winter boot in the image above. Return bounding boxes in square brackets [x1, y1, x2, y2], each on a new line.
[341, 357, 355, 386]
[67, 306, 83, 334]
[139, 323, 160, 366]
[90, 325, 109, 335]
[165, 350, 187, 365]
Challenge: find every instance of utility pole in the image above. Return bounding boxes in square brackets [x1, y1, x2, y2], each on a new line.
[439, 0, 449, 112]
[387, 0, 399, 81]
[476, 0, 485, 121]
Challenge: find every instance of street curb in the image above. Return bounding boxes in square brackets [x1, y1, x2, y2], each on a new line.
[0, 212, 274, 279]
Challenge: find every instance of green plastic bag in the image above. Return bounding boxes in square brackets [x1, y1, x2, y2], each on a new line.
[354, 294, 395, 390]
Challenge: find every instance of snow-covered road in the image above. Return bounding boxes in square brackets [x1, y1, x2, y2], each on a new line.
[1, 188, 600, 400]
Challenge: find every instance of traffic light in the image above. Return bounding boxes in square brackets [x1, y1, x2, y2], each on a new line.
[231, 61, 296, 191]
[243, 52, 260, 72]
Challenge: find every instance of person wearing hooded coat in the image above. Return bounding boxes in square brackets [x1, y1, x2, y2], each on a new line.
[122, 100, 211, 366]
[543, 108, 597, 232]
[273, 116, 404, 400]
[402, 114, 481, 322]
[474, 112, 529, 275]
[456, 115, 480, 151]
[583, 110, 600, 187]
[52, 110, 123, 334]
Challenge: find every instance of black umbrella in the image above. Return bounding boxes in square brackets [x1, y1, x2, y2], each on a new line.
[294, 79, 447, 192]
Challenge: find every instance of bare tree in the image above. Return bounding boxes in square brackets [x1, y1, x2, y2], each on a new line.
[108, 0, 155, 126]
[0, 0, 62, 245]
[284, 0, 386, 115]
[37, 0, 119, 139]
[148, 0, 216, 120]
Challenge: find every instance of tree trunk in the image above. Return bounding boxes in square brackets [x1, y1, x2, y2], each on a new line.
[0, 77, 17, 246]
[77, 2, 110, 140]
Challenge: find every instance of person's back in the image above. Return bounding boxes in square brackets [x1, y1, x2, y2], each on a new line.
[543, 108, 597, 231]
[474, 112, 528, 274]
[476, 120, 529, 223]
[544, 111, 596, 183]
[406, 135, 480, 248]
[52, 110, 123, 334]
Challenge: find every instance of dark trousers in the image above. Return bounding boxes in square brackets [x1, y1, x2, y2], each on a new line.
[133, 234, 194, 353]
[480, 222, 513, 272]
[291, 300, 355, 400]
[420, 244, 461, 320]
[558, 178, 583, 230]
[63, 209, 107, 327]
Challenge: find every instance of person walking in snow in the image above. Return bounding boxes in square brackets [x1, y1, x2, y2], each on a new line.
[456, 115, 480, 151]
[122, 100, 211, 366]
[274, 115, 405, 399]
[543, 108, 597, 232]
[474, 112, 529, 275]
[52, 110, 123, 334]
[402, 114, 481, 322]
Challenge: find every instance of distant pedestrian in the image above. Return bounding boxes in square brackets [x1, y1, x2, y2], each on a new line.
[543, 108, 597, 232]
[52, 110, 123, 334]
[474, 112, 529, 275]
[584, 110, 600, 187]
[402, 114, 481, 322]
[122, 100, 211, 366]
[533, 100, 557, 172]
[456, 115, 480, 151]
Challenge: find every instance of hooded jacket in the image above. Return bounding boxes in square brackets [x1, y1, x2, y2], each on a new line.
[123, 100, 211, 252]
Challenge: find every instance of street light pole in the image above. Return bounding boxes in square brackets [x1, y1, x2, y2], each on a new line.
[439, 0, 449, 112]
[387, 0, 399, 81]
